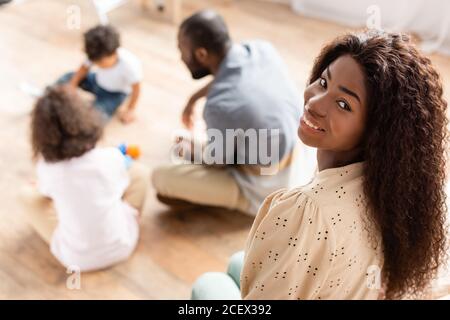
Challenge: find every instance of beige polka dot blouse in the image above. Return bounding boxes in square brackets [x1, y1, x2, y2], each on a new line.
[241, 162, 384, 300]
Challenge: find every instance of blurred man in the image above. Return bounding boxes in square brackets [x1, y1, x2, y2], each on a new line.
[152, 10, 301, 215]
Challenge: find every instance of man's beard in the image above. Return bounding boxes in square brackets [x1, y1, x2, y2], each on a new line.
[191, 67, 211, 79]
[188, 55, 211, 79]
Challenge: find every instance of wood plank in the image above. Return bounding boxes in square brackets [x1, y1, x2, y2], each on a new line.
[0, 0, 449, 299]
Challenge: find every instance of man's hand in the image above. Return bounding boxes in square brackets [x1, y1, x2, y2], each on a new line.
[181, 97, 196, 130]
[182, 81, 212, 130]
[173, 133, 194, 161]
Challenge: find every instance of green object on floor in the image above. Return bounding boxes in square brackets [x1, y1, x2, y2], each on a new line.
[191, 251, 244, 300]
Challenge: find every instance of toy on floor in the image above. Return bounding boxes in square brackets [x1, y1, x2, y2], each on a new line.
[118, 143, 141, 168]
[118, 143, 141, 159]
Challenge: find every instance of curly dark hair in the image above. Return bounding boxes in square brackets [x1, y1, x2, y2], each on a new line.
[309, 30, 448, 299]
[31, 85, 103, 162]
[84, 24, 120, 61]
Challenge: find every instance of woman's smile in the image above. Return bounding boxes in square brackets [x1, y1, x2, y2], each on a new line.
[300, 112, 325, 134]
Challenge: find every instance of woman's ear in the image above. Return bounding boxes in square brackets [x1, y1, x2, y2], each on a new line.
[194, 47, 209, 65]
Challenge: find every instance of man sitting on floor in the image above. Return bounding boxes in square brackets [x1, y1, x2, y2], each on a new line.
[152, 10, 301, 215]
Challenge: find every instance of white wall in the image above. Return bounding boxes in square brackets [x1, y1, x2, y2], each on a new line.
[290, 0, 450, 55]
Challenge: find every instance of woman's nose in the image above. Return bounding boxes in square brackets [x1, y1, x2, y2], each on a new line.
[306, 94, 327, 118]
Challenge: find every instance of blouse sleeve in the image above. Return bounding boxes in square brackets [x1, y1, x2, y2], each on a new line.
[241, 190, 337, 300]
[243, 189, 287, 262]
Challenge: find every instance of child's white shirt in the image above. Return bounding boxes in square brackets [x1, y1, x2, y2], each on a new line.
[37, 147, 139, 272]
[85, 48, 143, 94]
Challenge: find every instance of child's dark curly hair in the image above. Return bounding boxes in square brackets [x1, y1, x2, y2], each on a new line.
[31, 85, 103, 162]
[84, 24, 120, 61]
[309, 30, 448, 299]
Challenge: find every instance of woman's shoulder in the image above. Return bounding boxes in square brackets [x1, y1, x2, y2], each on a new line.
[302, 172, 364, 208]
[268, 168, 364, 205]
[261, 177, 381, 252]
[256, 187, 324, 227]
[257, 173, 367, 233]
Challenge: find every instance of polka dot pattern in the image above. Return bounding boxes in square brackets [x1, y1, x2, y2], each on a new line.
[241, 162, 383, 300]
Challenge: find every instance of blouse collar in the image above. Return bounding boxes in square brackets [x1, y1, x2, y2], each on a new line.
[313, 161, 365, 183]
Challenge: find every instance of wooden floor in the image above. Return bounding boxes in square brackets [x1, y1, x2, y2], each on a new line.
[0, 0, 449, 299]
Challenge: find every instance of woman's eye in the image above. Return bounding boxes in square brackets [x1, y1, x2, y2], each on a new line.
[319, 77, 327, 88]
[337, 100, 351, 111]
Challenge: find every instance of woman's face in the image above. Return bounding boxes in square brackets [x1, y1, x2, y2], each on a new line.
[298, 55, 368, 153]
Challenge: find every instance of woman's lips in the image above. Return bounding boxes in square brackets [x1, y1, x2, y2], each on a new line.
[301, 114, 325, 132]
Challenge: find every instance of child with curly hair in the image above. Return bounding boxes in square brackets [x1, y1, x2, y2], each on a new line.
[57, 24, 142, 123]
[22, 85, 149, 271]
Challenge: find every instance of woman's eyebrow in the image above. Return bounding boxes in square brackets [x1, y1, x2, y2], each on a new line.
[327, 66, 361, 103]
[326, 66, 332, 80]
[339, 85, 361, 103]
